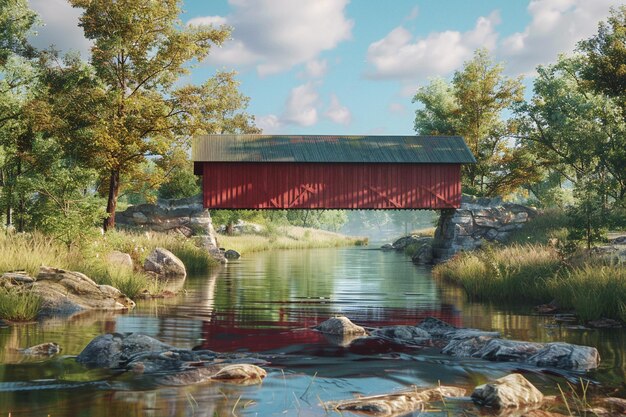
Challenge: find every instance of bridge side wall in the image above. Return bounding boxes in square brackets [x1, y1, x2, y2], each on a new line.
[200, 162, 461, 209]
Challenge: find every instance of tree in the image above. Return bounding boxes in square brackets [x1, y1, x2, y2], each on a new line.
[413, 49, 540, 197]
[0, 0, 38, 228]
[517, 55, 626, 206]
[578, 6, 626, 112]
[0, 0, 37, 65]
[69, 0, 231, 231]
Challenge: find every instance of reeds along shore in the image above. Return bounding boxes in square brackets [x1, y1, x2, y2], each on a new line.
[434, 228, 626, 322]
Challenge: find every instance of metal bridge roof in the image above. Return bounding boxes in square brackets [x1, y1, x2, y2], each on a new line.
[192, 135, 476, 164]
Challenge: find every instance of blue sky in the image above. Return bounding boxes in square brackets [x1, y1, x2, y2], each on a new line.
[29, 0, 621, 135]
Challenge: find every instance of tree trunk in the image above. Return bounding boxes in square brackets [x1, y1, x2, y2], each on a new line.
[103, 169, 120, 232]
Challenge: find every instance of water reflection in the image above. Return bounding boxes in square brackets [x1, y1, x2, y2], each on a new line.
[1, 246, 626, 416]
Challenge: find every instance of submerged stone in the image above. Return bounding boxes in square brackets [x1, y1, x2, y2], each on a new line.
[19, 342, 61, 356]
[327, 386, 466, 416]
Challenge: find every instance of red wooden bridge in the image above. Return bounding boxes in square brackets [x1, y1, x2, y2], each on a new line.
[193, 135, 475, 210]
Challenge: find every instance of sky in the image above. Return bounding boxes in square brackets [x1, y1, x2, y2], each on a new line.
[28, 0, 622, 136]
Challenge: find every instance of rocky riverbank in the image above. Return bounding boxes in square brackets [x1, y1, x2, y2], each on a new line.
[382, 195, 537, 265]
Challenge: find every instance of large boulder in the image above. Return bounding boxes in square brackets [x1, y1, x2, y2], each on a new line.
[471, 373, 544, 409]
[77, 333, 174, 369]
[34, 267, 135, 315]
[106, 251, 133, 270]
[314, 316, 368, 336]
[77, 333, 267, 386]
[143, 248, 186, 279]
[526, 342, 600, 371]
[224, 249, 241, 260]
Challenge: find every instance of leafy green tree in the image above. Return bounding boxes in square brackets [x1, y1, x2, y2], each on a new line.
[157, 147, 201, 200]
[0, 0, 37, 65]
[578, 6, 626, 111]
[517, 55, 626, 205]
[413, 49, 540, 197]
[68, 0, 231, 231]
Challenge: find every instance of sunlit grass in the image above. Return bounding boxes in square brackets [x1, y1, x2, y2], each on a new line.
[434, 244, 562, 304]
[0, 287, 42, 322]
[217, 225, 364, 255]
[550, 264, 626, 321]
[435, 240, 626, 321]
[0, 230, 216, 301]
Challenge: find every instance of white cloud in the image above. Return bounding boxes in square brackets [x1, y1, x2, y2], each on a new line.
[325, 94, 351, 125]
[499, 0, 615, 75]
[28, 0, 92, 56]
[304, 59, 329, 78]
[366, 11, 501, 80]
[281, 82, 320, 126]
[256, 114, 282, 133]
[388, 102, 407, 115]
[191, 0, 353, 76]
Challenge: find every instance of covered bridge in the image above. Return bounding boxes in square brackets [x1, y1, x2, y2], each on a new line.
[192, 135, 475, 210]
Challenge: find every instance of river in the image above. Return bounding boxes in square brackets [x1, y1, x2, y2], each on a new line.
[1, 247, 625, 416]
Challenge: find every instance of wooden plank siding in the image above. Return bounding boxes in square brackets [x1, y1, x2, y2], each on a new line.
[200, 162, 462, 209]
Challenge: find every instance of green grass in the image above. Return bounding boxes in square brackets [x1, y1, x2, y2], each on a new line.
[0, 229, 217, 301]
[550, 264, 626, 321]
[0, 287, 42, 322]
[217, 225, 364, 255]
[434, 235, 626, 321]
[434, 244, 563, 304]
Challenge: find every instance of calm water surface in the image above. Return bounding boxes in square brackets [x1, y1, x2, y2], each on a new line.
[1, 247, 625, 416]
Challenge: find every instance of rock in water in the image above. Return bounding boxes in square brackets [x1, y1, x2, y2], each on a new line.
[212, 364, 267, 380]
[77, 333, 174, 369]
[315, 316, 368, 336]
[157, 363, 267, 386]
[416, 317, 458, 338]
[19, 342, 61, 356]
[526, 342, 600, 371]
[143, 248, 187, 279]
[327, 386, 466, 416]
[224, 249, 241, 260]
[34, 267, 135, 315]
[471, 373, 544, 409]
[371, 326, 430, 345]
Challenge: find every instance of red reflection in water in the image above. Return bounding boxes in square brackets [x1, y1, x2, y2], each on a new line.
[200, 305, 461, 352]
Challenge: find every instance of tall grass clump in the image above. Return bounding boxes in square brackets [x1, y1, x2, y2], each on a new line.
[434, 244, 562, 303]
[550, 265, 626, 321]
[0, 233, 70, 277]
[0, 288, 42, 322]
